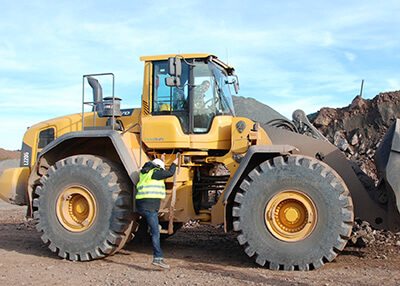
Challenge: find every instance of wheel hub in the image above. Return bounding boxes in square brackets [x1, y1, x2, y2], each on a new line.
[283, 206, 300, 223]
[265, 190, 317, 242]
[56, 186, 97, 232]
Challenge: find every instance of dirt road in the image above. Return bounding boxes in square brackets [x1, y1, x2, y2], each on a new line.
[0, 201, 399, 286]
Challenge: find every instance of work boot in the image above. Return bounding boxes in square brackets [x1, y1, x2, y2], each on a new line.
[152, 258, 170, 269]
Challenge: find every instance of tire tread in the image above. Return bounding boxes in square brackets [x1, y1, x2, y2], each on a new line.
[233, 155, 354, 271]
[33, 154, 134, 261]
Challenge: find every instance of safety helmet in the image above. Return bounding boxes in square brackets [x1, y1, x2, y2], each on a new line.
[152, 158, 165, 170]
[160, 103, 171, 111]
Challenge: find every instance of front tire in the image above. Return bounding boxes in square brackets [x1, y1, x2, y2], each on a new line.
[233, 155, 353, 270]
[33, 155, 133, 261]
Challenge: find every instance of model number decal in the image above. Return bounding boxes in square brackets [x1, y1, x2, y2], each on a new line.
[120, 109, 134, 116]
[23, 152, 30, 166]
[145, 138, 165, 142]
[121, 110, 132, 116]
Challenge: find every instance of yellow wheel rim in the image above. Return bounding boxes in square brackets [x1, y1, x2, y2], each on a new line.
[265, 190, 317, 242]
[56, 186, 97, 232]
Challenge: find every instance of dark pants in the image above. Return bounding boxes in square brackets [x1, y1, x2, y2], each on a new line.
[137, 208, 163, 259]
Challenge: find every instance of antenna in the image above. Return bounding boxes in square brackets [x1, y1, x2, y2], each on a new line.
[359, 79, 364, 97]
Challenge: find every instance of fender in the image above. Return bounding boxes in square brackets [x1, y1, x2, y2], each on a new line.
[31, 130, 140, 186]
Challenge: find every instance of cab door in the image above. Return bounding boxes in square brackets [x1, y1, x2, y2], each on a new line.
[141, 60, 191, 149]
[189, 59, 231, 150]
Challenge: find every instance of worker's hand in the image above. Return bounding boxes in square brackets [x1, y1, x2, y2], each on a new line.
[173, 158, 178, 165]
[161, 153, 166, 162]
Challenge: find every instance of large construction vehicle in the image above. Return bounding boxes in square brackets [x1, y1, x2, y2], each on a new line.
[1, 54, 399, 270]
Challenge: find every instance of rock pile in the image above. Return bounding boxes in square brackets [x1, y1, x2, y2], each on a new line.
[310, 90, 400, 245]
[349, 219, 400, 248]
[310, 91, 400, 183]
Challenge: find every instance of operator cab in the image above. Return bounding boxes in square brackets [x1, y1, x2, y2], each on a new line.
[141, 54, 238, 150]
[157, 55, 236, 133]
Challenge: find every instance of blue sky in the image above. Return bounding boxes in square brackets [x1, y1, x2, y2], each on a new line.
[1, 0, 400, 150]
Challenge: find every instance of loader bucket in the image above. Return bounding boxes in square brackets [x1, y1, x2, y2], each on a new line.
[375, 119, 400, 216]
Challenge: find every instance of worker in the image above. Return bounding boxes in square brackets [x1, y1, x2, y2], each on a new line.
[172, 88, 187, 110]
[194, 80, 211, 110]
[193, 80, 212, 130]
[135, 155, 178, 269]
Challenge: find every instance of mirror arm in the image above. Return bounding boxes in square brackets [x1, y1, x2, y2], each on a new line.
[175, 55, 196, 67]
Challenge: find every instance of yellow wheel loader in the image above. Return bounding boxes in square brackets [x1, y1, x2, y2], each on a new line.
[1, 54, 399, 270]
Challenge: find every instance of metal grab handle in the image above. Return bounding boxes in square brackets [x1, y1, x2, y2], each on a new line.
[177, 152, 181, 174]
[168, 152, 181, 234]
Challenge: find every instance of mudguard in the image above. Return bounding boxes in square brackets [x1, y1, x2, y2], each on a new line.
[35, 130, 141, 184]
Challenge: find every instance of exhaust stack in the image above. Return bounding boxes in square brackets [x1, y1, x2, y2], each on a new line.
[87, 76, 103, 112]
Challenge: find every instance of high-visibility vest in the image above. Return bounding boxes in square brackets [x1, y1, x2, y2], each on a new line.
[135, 168, 166, 199]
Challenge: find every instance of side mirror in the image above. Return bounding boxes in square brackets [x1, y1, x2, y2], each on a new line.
[233, 79, 239, 94]
[165, 76, 181, 87]
[166, 57, 182, 87]
[168, 57, 182, 76]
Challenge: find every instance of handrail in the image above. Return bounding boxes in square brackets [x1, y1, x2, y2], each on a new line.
[122, 123, 142, 168]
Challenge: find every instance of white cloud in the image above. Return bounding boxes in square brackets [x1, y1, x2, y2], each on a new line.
[344, 52, 356, 62]
[320, 32, 334, 47]
[0, 42, 31, 71]
[387, 79, 400, 91]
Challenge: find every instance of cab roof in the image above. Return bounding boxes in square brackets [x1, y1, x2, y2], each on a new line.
[140, 53, 212, 61]
[139, 53, 235, 73]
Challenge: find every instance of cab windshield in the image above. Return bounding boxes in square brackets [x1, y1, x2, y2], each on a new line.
[192, 59, 236, 133]
[209, 61, 236, 117]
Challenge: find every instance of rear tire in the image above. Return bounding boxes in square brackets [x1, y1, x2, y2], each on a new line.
[33, 155, 133, 261]
[233, 155, 353, 270]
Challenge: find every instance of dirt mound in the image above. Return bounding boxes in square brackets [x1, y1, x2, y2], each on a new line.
[0, 148, 20, 161]
[232, 95, 286, 123]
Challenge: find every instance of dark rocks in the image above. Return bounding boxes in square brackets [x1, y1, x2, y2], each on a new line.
[310, 91, 400, 185]
[350, 219, 400, 248]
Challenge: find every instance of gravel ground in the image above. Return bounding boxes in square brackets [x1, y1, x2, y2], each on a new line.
[1, 160, 400, 285]
[0, 204, 399, 285]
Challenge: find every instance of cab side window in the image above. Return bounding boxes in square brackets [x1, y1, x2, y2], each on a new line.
[152, 61, 189, 133]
